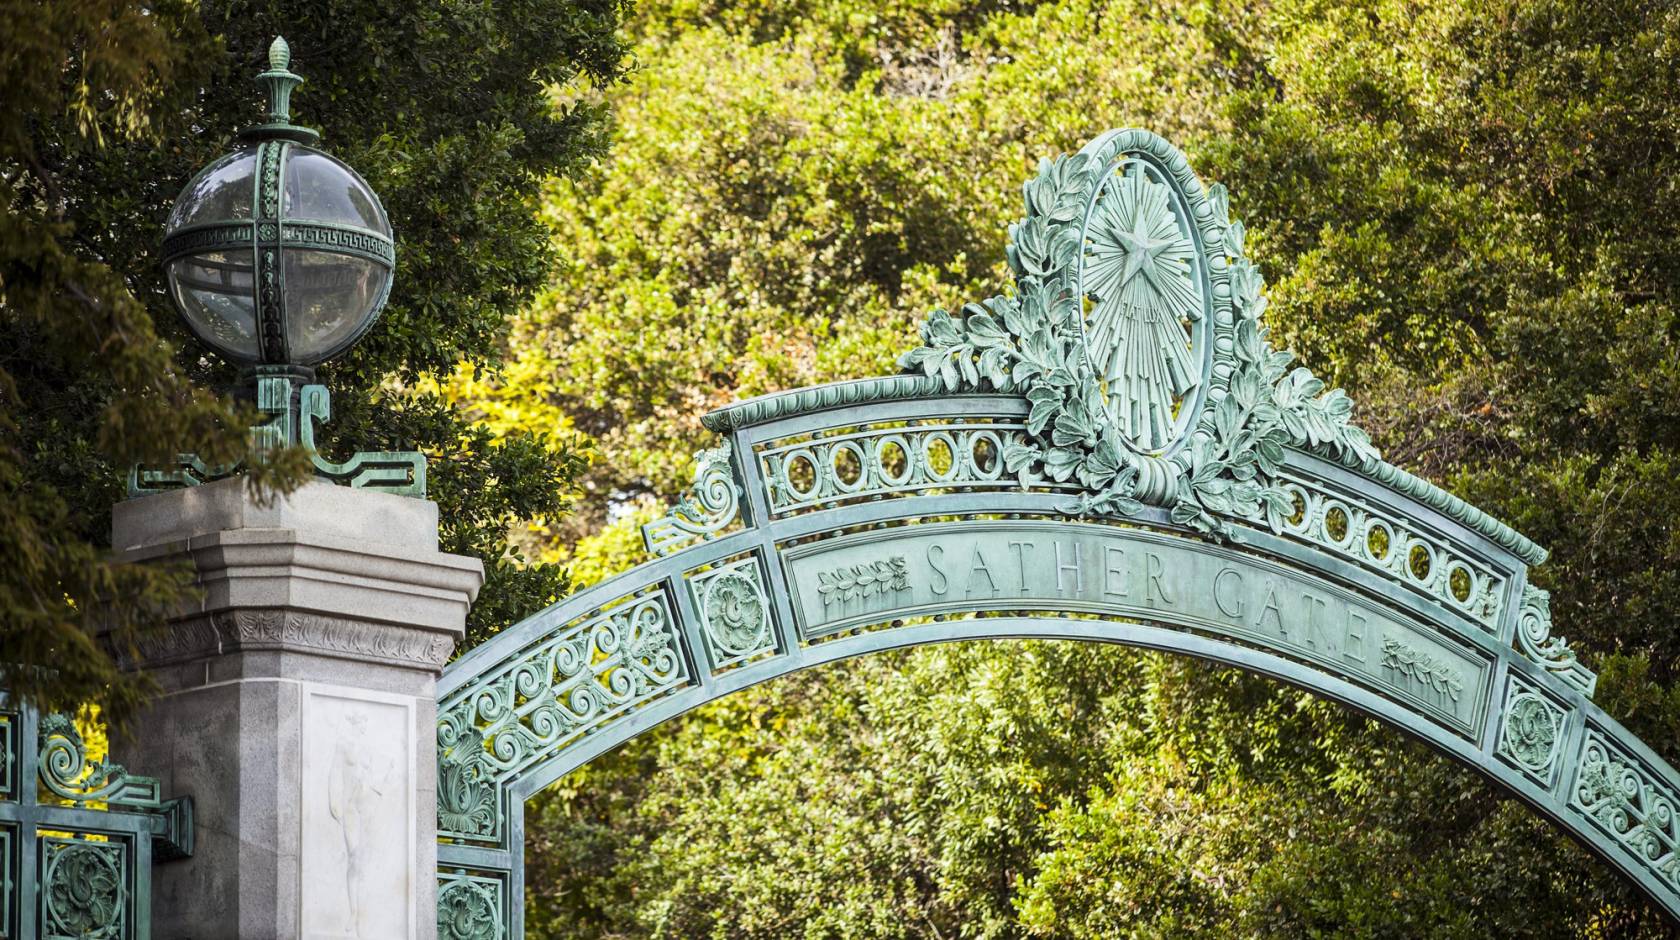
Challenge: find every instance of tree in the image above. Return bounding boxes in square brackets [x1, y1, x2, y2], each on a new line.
[0, 0, 632, 719]
[483, 0, 1680, 935]
[1, 0, 265, 719]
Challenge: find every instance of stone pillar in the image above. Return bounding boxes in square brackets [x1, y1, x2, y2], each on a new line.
[109, 478, 483, 940]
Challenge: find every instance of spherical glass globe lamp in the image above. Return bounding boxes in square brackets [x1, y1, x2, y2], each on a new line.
[161, 37, 394, 369]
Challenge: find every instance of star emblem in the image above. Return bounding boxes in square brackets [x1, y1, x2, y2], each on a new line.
[1113, 212, 1178, 293]
[1079, 161, 1205, 451]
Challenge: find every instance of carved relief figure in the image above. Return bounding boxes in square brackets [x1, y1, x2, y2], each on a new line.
[326, 708, 401, 937]
[1082, 161, 1203, 451]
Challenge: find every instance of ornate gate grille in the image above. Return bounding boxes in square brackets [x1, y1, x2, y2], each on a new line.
[0, 699, 191, 940]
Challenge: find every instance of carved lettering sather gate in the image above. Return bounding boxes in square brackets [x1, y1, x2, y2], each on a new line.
[433, 130, 1680, 937]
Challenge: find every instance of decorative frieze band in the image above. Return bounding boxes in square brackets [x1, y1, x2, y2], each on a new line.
[281, 221, 395, 263]
[759, 420, 1063, 516]
[124, 610, 457, 671]
[1262, 474, 1505, 631]
[160, 221, 254, 261]
[164, 219, 395, 263]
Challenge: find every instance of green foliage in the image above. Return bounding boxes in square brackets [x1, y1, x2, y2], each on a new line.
[531, 646, 1667, 938]
[502, 0, 1680, 934]
[0, 0, 633, 714]
[0, 0, 290, 718]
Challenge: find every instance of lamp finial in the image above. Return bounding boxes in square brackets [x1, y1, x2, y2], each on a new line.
[255, 35, 303, 127]
[268, 36, 291, 71]
[242, 35, 318, 144]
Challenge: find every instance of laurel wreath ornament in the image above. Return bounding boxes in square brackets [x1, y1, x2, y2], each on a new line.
[901, 131, 1379, 539]
[817, 557, 911, 607]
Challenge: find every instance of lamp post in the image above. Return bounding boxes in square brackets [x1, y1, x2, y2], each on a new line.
[133, 36, 424, 497]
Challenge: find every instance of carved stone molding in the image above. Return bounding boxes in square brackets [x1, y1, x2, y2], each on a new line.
[225, 609, 458, 668]
[129, 616, 223, 666]
[126, 610, 457, 672]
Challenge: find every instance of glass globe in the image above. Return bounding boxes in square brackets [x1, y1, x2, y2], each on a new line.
[162, 127, 394, 366]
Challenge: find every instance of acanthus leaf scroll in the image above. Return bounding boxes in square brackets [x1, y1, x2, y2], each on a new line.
[643, 442, 741, 557]
[436, 725, 496, 838]
[1517, 584, 1596, 696]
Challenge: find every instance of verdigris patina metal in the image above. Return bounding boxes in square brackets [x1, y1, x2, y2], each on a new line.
[901, 128, 1374, 528]
[133, 37, 424, 499]
[434, 129, 1675, 938]
[0, 701, 193, 939]
[127, 372, 428, 497]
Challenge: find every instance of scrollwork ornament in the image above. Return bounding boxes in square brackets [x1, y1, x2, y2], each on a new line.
[901, 128, 1378, 538]
[643, 442, 741, 556]
[437, 875, 502, 940]
[1516, 585, 1597, 696]
[38, 713, 141, 806]
[1574, 732, 1680, 878]
[43, 841, 125, 938]
[435, 593, 688, 842]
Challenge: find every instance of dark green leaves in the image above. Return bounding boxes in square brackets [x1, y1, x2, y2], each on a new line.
[0, 0, 633, 713]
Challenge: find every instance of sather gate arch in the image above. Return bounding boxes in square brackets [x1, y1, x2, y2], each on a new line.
[433, 129, 1679, 937]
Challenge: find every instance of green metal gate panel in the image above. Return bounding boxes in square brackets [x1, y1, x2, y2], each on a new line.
[0, 701, 191, 939]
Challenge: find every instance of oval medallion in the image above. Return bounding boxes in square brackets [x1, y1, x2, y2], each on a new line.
[1076, 149, 1212, 455]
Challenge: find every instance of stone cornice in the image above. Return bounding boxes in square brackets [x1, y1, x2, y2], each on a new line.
[111, 477, 482, 681]
[120, 528, 482, 636]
